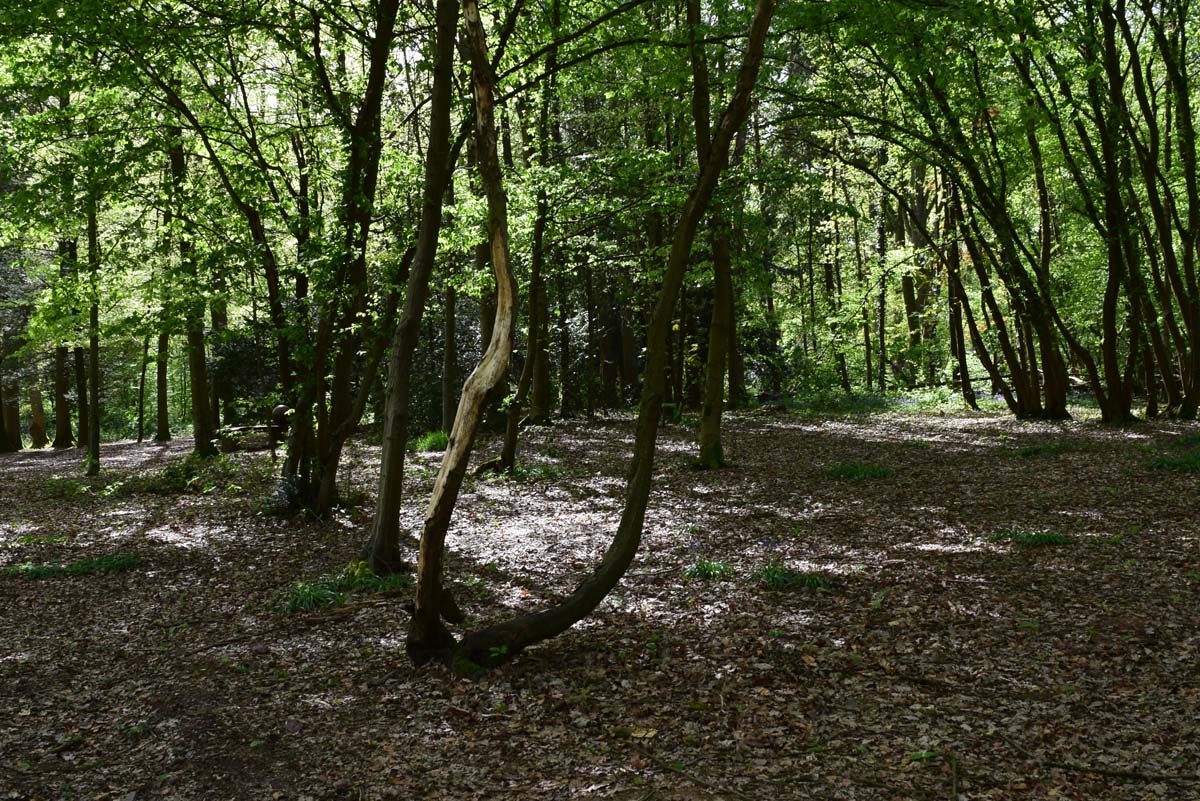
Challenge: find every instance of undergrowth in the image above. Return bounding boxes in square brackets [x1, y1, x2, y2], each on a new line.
[988, 529, 1073, 547]
[284, 561, 411, 613]
[755, 560, 830, 590]
[408, 430, 449, 452]
[115, 454, 272, 496]
[4, 553, 141, 579]
[684, 558, 734, 581]
[1149, 442, 1200, 472]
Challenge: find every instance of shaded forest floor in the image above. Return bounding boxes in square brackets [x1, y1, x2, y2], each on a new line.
[2, 408, 1199, 800]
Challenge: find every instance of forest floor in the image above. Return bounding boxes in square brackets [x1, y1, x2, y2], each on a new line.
[1, 407, 1199, 801]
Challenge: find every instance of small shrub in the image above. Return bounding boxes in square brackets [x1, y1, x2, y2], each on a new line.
[513, 463, 562, 481]
[42, 477, 91, 499]
[5, 553, 140, 580]
[408, 430, 449, 452]
[756, 560, 829, 590]
[988, 529, 1072, 547]
[684, 558, 733, 581]
[283, 579, 346, 613]
[824, 462, 893, 481]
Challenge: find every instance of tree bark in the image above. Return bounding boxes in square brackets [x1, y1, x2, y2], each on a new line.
[85, 185, 101, 476]
[409, 0, 520, 662]
[1, 379, 20, 452]
[0, 379, 12, 454]
[52, 346, 72, 448]
[690, 0, 731, 469]
[136, 336, 149, 442]
[155, 333, 171, 441]
[442, 283, 458, 432]
[30, 385, 48, 449]
[74, 347, 88, 449]
[365, 0, 459, 575]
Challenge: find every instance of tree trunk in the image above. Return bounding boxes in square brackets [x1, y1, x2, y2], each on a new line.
[210, 277, 230, 427]
[365, 0, 459, 575]
[945, 224, 978, 410]
[52, 347, 72, 448]
[155, 333, 171, 441]
[875, 196, 888, 391]
[453, 0, 775, 669]
[557, 272, 577, 416]
[689, 0, 732, 468]
[584, 260, 597, 419]
[29, 385, 48, 449]
[409, 0, 519, 661]
[2, 379, 21, 452]
[442, 283, 458, 432]
[85, 187, 101, 476]
[136, 335, 149, 442]
[698, 230, 732, 468]
[74, 347, 88, 449]
[169, 129, 217, 459]
[0, 379, 12, 454]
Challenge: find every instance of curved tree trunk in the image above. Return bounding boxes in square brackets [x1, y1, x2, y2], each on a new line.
[408, 0, 519, 662]
[453, 0, 776, 669]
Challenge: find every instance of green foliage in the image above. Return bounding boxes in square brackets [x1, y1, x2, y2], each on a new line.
[118, 454, 271, 496]
[283, 580, 346, 613]
[283, 560, 411, 613]
[42, 477, 92, 499]
[755, 560, 830, 590]
[824, 462, 893, 481]
[482, 463, 564, 482]
[683, 558, 734, 581]
[15, 533, 71, 546]
[408, 430, 449, 452]
[988, 529, 1073, 547]
[1148, 446, 1200, 472]
[4, 553, 140, 579]
[789, 390, 890, 416]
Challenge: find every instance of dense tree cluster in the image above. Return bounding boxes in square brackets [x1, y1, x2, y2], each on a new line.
[0, 0, 1195, 660]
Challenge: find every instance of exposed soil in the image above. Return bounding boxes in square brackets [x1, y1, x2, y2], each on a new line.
[1, 409, 1198, 800]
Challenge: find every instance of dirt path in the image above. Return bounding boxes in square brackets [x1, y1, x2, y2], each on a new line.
[2, 410, 1198, 800]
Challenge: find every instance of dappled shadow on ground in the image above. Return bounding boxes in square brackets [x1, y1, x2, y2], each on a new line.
[1, 410, 1198, 800]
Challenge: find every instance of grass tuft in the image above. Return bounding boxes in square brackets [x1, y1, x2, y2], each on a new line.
[824, 462, 893, 481]
[988, 529, 1073, 547]
[5, 553, 140, 579]
[683, 558, 734, 581]
[755, 560, 830, 590]
[408, 430, 449, 452]
[1149, 448, 1200, 473]
[283, 560, 411, 613]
